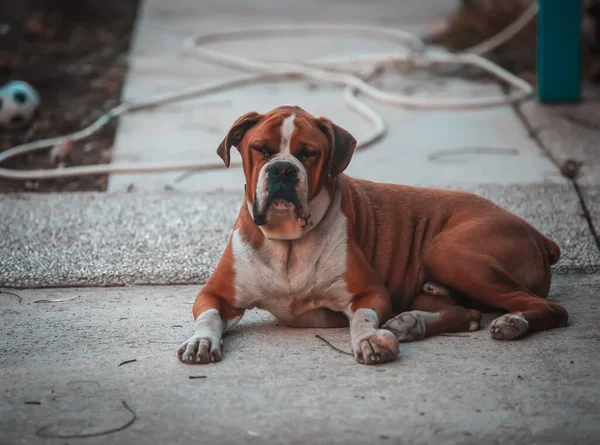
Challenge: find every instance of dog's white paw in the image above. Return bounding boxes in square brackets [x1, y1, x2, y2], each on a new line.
[382, 311, 427, 342]
[354, 329, 399, 365]
[422, 282, 450, 296]
[177, 334, 223, 364]
[490, 314, 529, 340]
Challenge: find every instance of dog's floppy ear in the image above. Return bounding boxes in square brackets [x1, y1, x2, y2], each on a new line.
[217, 111, 261, 167]
[316, 117, 357, 177]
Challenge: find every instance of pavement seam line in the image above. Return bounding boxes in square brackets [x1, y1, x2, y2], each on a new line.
[510, 97, 600, 253]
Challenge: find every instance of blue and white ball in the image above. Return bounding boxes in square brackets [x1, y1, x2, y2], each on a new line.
[0, 81, 40, 128]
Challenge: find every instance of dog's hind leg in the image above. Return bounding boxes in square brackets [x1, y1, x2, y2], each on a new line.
[422, 236, 568, 340]
[382, 290, 482, 342]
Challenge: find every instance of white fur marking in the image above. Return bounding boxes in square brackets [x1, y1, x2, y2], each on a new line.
[193, 308, 223, 342]
[349, 308, 379, 348]
[231, 189, 350, 324]
[178, 308, 224, 363]
[348, 308, 401, 364]
[383, 310, 437, 341]
[306, 187, 331, 231]
[279, 113, 296, 155]
[490, 313, 529, 340]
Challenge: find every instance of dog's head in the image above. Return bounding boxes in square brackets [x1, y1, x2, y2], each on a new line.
[217, 106, 356, 240]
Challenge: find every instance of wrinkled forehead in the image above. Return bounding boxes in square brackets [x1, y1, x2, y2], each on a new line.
[245, 111, 329, 151]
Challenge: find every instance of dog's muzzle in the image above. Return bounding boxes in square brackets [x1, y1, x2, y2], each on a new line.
[253, 161, 308, 227]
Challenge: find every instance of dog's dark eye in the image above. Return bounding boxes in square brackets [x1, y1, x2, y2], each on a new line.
[251, 145, 272, 160]
[298, 150, 319, 162]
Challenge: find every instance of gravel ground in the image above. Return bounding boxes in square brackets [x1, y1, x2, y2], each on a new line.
[1, 183, 599, 288]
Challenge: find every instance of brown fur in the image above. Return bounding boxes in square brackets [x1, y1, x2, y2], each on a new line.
[339, 175, 567, 336]
[193, 105, 568, 351]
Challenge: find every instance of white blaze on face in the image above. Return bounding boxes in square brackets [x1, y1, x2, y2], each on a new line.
[253, 113, 298, 217]
[279, 113, 296, 154]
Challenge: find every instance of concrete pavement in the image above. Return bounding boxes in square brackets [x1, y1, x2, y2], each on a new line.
[107, 0, 564, 192]
[519, 86, 600, 187]
[1, 275, 599, 445]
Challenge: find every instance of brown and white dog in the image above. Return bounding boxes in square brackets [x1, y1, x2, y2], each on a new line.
[177, 105, 568, 366]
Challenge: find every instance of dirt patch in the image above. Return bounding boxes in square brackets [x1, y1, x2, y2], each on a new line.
[427, 0, 600, 83]
[426, 0, 537, 73]
[0, 0, 139, 193]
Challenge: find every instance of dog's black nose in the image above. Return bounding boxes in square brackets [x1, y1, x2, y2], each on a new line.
[267, 161, 298, 180]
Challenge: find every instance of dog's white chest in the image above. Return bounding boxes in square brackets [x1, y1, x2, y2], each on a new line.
[231, 207, 351, 322]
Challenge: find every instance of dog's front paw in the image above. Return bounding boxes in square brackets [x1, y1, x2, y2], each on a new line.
[490, 314, 529, 340]
[354, 329, 399, 365]
[177, 334, 223, 364]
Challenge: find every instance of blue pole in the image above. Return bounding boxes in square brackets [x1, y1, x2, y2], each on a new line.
[537, 0, 582, 103]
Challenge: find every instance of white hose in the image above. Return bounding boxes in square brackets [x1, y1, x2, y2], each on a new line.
[0, 2, 538, 181]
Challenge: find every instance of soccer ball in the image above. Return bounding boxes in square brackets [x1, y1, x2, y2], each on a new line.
[0, 81, 40, 129]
